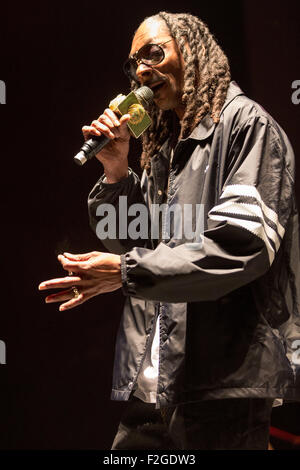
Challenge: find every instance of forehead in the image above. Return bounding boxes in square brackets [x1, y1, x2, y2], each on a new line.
[130, 17, 170, 55]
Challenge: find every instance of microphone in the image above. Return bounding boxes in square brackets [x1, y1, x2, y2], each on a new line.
[73, 86, 154, 166]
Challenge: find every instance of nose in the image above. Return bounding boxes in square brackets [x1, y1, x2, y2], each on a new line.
[135, 62, 154, 83]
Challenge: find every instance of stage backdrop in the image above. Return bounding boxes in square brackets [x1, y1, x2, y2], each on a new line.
[0, 0, 299, 449]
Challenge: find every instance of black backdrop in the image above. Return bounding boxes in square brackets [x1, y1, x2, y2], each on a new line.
[0, 0, 299, 450]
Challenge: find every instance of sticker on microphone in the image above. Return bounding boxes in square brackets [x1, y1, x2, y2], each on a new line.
[115, 91, 152, 138]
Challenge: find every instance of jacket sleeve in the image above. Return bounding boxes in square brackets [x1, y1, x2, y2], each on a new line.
[120, 114, 296, 302]
[88, 168, 150, 254]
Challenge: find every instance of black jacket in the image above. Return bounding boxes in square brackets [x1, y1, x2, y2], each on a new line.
[88, 82, 300, 408]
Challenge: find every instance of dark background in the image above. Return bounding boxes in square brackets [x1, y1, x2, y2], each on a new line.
[0, 0, 299, 450]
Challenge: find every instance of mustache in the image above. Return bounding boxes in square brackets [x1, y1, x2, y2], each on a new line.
[144, 77, 167, 88]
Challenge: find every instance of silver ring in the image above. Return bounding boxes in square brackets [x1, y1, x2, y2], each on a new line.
[71, 286, 80, 298]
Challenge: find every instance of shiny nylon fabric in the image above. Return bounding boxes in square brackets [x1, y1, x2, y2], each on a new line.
[88, 82, 300, 408]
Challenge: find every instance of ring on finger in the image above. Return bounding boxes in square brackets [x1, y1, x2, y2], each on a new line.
[71, 286, 80, 299]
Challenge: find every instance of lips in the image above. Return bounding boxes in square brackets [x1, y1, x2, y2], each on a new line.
[149, 81, 166, 95]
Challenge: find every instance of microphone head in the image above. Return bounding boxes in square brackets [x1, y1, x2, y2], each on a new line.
[135, 86, 154, 107]
[73, 151, 87, 166]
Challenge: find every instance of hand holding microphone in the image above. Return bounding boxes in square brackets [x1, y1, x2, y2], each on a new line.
[74, 86, 154, 172]
[81, 109, 132, 182]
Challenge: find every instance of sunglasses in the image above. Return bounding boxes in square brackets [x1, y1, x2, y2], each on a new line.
[123, 39, 173, 82]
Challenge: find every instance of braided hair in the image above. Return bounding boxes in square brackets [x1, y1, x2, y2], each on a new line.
[132, 12, 231, 173]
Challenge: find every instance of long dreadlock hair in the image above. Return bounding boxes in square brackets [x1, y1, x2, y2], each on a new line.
[132, 12, 231, 173]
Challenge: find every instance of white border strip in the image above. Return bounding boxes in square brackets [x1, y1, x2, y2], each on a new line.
[210, 200, 281, 251]
[221, 185, 285, 239]
[209, 213, 275, 264]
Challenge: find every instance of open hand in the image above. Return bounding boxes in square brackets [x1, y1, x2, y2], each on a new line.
[38, 251, 122, 311]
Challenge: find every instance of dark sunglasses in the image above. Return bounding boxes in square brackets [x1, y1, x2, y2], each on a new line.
[123, 39, 173, 82]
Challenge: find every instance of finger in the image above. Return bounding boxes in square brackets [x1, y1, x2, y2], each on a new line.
[103, 108, 121, 127]
[98, 109, 119, 127]
[120, 113, 131, 125]
[63, 252, 98, 261]
[38, 276, 84, 291]
[59, 286, 100, 311]
[119, 114, 131, 138]
[96, 114, 116, 131]
[59, 287, 96, 311]
[97, 112, 122, 139]
[45, 288, 74, 303]
[59, 292, 85, 312]
[82, 125, 101, 139]
[57, 254, 91, 273]
[91, 120, 115, 140]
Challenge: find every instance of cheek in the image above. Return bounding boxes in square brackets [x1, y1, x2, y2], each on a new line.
[163, 67, 183, 90]
[157, 57, 183, 86]
[170, 69, 184, 92]
[169, 62, 184, 88]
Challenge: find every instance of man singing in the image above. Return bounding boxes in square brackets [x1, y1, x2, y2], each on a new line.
[39, 12, 300, 449]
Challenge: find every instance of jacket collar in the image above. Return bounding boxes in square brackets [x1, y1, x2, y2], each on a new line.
[220, 81, 245, 115]
[158, 81, 245, 158]
[184, 113, 216, 141]
[182, 81, 245, 142]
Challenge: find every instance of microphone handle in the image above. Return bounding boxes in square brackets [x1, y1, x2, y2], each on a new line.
[74, 134, 110, 166]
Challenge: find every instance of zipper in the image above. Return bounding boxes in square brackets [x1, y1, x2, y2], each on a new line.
[128, 302, 160, 394]
[156, 145, 176, 407]
[162, 147, 176, 244]
[155, 302, 165, 409]
[129, 144, 176, 400]
[165, 147, 174, 201]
